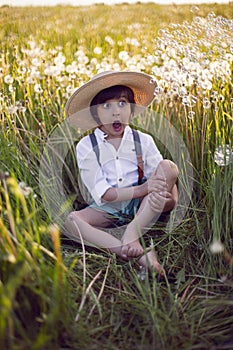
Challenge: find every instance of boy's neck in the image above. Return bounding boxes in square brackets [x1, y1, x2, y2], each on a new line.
[105, 135, 122, 150]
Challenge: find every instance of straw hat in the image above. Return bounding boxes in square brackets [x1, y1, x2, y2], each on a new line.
[65, 71, 157, 130]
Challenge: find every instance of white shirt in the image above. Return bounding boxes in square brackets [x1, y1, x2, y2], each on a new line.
[76, 125, 163, 206]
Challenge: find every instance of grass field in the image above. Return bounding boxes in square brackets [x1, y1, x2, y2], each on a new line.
[0, 2, 233, 349]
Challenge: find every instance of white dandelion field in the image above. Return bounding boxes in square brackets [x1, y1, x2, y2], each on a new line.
[0, 3, 232, 350]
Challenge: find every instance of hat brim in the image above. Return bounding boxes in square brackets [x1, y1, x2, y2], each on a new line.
[65, 71, 156, 129]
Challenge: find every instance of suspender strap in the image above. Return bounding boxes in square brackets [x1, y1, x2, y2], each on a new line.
[132, 129, 144, 185]
[89, 129, 144, 184]
[89, 132, 100, 165]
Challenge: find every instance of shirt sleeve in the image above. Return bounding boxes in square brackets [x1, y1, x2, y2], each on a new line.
[76, 136, 111, 206]
[140, 132, 163, 178]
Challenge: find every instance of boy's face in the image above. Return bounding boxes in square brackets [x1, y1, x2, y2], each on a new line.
[97, 97, 132, 138]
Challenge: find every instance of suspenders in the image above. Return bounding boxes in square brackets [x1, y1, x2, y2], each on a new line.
[89, 129, 145, 185]
[132, 128, 144, 185]
[89, 132, 100, 165]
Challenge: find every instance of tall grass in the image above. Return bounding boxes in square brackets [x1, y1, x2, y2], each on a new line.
[0, 3, 232, 349]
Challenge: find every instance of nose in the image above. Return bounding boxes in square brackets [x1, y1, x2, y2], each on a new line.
[112, 102, 120, 116]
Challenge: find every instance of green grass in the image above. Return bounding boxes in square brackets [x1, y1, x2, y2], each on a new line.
[0, 3, 233, 350]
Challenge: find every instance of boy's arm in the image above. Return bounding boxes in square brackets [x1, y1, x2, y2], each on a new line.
[102, 160, 179, 205]
[102, 181, 149, 203]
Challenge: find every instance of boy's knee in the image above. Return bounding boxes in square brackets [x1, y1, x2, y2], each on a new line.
[158, 160, 178, 179]
[65, 211, 80, 228]
[67, 211, 76, 222]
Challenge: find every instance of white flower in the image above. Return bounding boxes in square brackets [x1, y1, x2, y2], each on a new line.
[188, 111, 195, 119]
[66, 61, 78, 74]
[105, 35, 115, 46]
[93, 47, 102, 55]
[4, 74, 14, 84]
[210, 240, 224, 254]
[54, 53, 66, 65]
[30, 68, 42, 79]
[19, 182, 33, 197]
[31, 58, 41, 67]
[44, 65, 62, 77]
[119, 51, 129, 61]
[26, 76, 35, 84]
[34, 84, 43, 94]
[77, 55, 89, 64]
[7, 105, 18, 114]
[203, 98, 211, 109]
[214, 144, 233, 166]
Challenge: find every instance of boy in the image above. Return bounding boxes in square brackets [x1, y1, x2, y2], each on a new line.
[64, 71, 178, 273]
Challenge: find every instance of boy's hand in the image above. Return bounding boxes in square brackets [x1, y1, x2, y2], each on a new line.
[148, 190, 172, 212]
[146, 173, 174, 212]
[147, 175, 168, 194]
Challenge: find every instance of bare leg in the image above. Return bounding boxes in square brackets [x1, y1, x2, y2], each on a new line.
[121, 160, 178, 270]
[121, 195, 162, 266]
[64, 207, 126, 259]
[156, 159, 178, 193]
[138, 249, 164, 273]
[64, 207, 163, 271]
[63, 160, 178, 272]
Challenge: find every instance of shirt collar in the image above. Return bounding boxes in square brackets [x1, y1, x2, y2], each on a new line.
[94, 127, 108, 141]
[94, 125, 132, 142]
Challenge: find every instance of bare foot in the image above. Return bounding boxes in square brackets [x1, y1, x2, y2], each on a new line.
[138, 249, 164, 274]
[121, 238, 144, 259]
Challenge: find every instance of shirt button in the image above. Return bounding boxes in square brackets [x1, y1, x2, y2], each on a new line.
[118, 178, 122, 182]
[116, 156, 119, 160]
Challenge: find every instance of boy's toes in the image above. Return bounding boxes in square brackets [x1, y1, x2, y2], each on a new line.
[121, 245, 129, 260]
[128, 247, 143, 258]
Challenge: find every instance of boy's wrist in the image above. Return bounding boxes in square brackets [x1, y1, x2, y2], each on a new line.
[136, 181, 148, 198]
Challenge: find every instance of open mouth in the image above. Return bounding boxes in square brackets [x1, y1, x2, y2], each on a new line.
[112, 121, 122, 132]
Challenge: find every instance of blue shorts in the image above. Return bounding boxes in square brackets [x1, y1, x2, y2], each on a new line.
[89, 177, 146, 225]
[89, 197, 141, 226]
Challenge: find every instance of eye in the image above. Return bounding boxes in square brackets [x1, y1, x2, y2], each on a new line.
[118, 100, 127, 107]
[102, 102, 110, 109]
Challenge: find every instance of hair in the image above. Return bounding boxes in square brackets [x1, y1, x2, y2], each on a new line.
[90, 85, 135, 124]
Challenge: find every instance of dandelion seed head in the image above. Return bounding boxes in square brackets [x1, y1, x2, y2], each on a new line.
[66, 61, 78, 74]
[188, 111, 195, 119]
[125, 37, 140, 47]
[178, 86, 187, 97]
[137, 266, 147, 281]
[34, 84, 43, 94]
[214, 144, 233, 166]
[44, 64, 63, 77]
[31, 58, 41, 67]
[190, 6, 200, 14]
[210, 240, 224, 254]
[77, 55, 89, 65]
[4, 75, 14, 84]
[19, 181, 33, 197]
[119, 51, 129, 61]
[7, 105, 18, 114]
[203, 98, 211, 109]
[54, 53, 65, 65]
[105, 35, 115, 46]
[93, 47, 102, 55]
